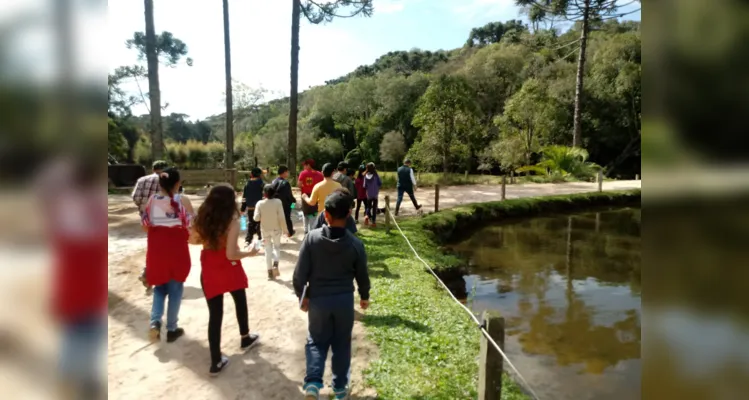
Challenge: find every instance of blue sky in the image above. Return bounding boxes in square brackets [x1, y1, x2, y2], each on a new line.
[108, 0, 640, 120]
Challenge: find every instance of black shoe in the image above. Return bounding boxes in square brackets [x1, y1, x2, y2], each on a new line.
[416, 204, 422, 211]
[166, 328, 185, 343]
[240, 333, 260, 352]
[209, 355, 230, 377]
[267, 270, 274, 280]
[148, 321, 161, 342]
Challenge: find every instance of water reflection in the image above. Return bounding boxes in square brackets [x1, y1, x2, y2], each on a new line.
[450, 208, 641, 400]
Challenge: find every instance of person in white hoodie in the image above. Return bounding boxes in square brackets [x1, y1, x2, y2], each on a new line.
[253, 184, 289, 280]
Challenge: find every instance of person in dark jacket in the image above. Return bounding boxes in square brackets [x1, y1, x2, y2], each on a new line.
[293, 190, 370, 400]
[312, 188, 358, 234]
[271, 165, 296, 237]
[395, 159, 422, 216]
[353, 165, 367, 223]
[333, 161, 356, 198]
[240, 167, 265, 245]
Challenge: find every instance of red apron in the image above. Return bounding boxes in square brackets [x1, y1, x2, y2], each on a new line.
[200, 248, 248, 300]
[145, 226, 191, 286]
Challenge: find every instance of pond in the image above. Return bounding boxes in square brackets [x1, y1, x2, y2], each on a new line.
[449, 208, 641, 400]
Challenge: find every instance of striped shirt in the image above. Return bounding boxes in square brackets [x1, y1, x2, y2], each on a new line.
[132, 173, 161, 214]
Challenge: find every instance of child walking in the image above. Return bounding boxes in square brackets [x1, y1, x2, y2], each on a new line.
[191, 184, 261, 376]
[141, 167, 194, 343]
[354, 165, 367, 223]
[293, 191, 370, 400]
[240, 167, 265, 245]
[253, 184, 289, 280]
[362, 163, 382, 227]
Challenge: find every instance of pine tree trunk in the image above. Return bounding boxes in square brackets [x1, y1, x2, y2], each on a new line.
[288, 0, 301, 181]
[144, 0, 162, 160]
[222, 0, 235, 187]
[572, 0, 590, 148]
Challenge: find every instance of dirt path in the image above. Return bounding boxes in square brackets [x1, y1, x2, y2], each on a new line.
[107, 199, 377, 400]
[107, 180, 640, 399]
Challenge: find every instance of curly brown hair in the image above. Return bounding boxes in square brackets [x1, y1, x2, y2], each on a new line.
[193, 183, 238, 249]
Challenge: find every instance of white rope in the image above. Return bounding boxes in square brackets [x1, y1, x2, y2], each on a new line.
[385, 207, 542, 400]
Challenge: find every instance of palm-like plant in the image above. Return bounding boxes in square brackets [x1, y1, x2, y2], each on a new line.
[517, 145, 601, 179]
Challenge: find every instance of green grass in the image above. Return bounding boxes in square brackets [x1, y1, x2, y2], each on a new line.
[359, 189, 642, 398]
[359, 227, 528, 400]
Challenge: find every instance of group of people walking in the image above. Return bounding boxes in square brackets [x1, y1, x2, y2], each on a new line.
[130, 157, 422, 399]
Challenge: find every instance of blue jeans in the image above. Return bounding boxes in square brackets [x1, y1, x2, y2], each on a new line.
[59, 316, 105, 388]
[150, 279, 184, 331]
[395, 187, 418, 213]
[304, 292, 354, 390]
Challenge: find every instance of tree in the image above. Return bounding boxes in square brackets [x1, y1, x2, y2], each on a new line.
[289, 0, 374, 181]
[496, 78, 562, 166]
[516, 0, 641, 147]
[222, 0, 235, 186]
[411, 75, 481, 172]
[379, 131, 407, 170]
[142, 0, 162, 159]
[465, 20, 528, 47]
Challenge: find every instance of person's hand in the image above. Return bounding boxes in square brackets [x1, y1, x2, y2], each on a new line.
[300, 298, 310, 312]
[360, 299, 370, 310]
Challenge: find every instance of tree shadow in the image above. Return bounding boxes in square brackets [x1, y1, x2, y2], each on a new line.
[107, 290, 305, 398]
[358, 312, 432, 333]
[367, 262, 400, 280]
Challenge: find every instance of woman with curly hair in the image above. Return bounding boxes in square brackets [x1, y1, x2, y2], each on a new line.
[190, 184, 261, 376]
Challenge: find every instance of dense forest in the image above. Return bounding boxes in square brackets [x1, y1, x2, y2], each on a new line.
[109, 18, 641, 179]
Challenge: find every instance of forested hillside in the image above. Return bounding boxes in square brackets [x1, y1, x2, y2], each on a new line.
[119, 19, 640, 178]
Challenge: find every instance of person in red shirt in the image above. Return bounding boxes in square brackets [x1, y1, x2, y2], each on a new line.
[297, 159, 324, 234]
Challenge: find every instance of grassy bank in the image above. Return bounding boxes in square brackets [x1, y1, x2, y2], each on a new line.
[359, 189, 641, 398]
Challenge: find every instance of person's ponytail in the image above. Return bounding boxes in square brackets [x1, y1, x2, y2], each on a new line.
[158, 167, 181, 213]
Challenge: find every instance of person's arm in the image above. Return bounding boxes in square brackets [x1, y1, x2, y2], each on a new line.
[140, 195, 152, 233]
[240, 184, 249, 213]
[410, 168, 417, 187]
[277, 201, 289, 236]
[225, 219, 259, 260]
[354, 242, 371, 306]
[376, 174, 382, 188]
[292, 234, 313, 299]
[307, 184, 319, 206]
[188, 226, 202, 245]
[253, 202, 262, 222]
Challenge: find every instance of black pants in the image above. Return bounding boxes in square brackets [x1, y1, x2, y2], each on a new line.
[355, 199, 365, 221]
[203, 280, 249, 366]
[245, 209, 261, 243]
[366, 198, 379, 224]
[283, 204, 295, 235]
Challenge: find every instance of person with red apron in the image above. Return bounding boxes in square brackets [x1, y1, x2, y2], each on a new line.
[142, 167, 195, 343]
[191, 184, 261, 376]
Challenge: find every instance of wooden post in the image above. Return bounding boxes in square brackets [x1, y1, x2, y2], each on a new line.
[435, 184, 440, 212]
[384, 195, 391, 234]
[478, 310, 505, 400]
[501, 175, 506, 201]
[635, 173, 640, 180]
[597, 170, 603, 192]
[510, 170, 515, 184]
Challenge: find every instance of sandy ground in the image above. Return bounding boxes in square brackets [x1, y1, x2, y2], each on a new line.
[107, 180, 640, 399]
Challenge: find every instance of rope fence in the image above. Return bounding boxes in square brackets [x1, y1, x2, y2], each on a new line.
[384, 206, 542, 400]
